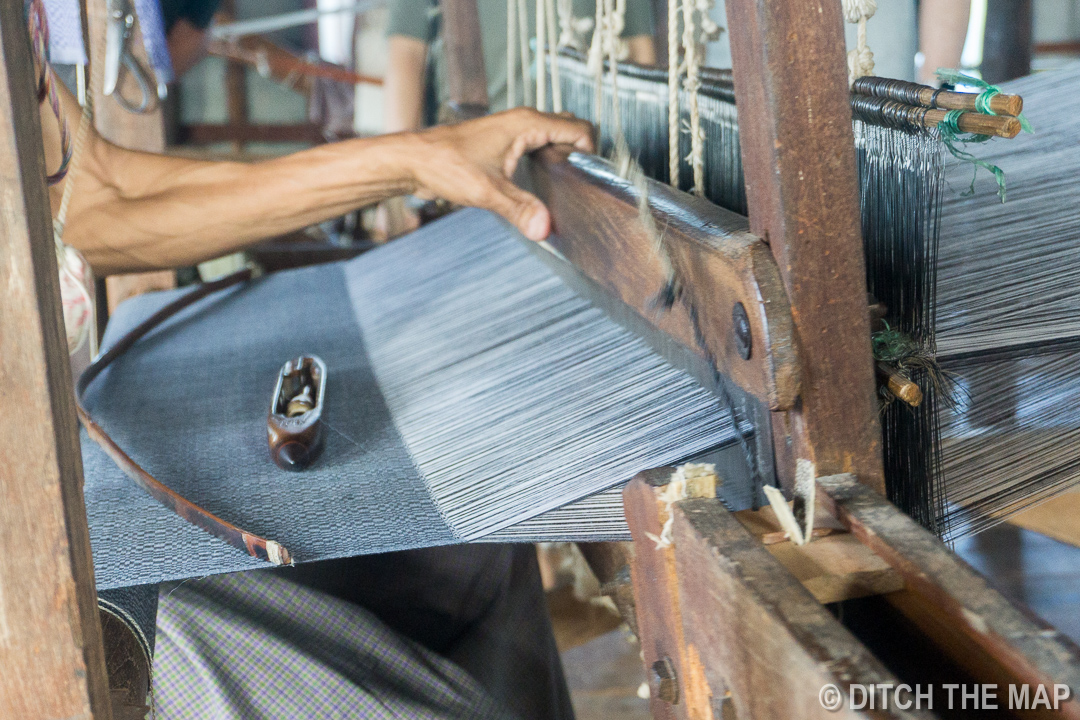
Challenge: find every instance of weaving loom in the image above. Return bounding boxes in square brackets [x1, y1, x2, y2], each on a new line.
[548, 48, 1080, 542]
[8, 0, 1080, 713]
[80, 209, 742, 590]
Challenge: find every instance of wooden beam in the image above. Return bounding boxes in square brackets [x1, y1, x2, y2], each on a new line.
[734, 505, 903, 604]
[724, 0, 884, 490]
[528, 148, 799, 410]
[818, 474, 1080, 717]
[178, 122, 326, 146]
[0, 2, 112, 716]
[623, 471, 920, 719]
[440, 0, 489, 118]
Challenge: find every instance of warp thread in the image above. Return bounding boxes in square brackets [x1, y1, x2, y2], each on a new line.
[507, 0, 516, 106]
[518, 0, 532, 106]
[536, 0, 548, 110]
[545, 0, 562, 111]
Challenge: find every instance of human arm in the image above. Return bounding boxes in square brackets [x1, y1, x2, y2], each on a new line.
[918, 0, 971, 83]
[42, 82, 592, 274]
[384, 34, 429, 133]
[621, 0, 656, 65]
[626, 35, 656, 65]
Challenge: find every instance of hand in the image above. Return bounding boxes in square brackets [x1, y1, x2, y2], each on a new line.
[402, 108, 594, 240]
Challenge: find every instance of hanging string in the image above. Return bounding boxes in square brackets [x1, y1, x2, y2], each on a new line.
[680, 0, 704, 195]
[605, 0, 624, 140]
[536, 0, 547, 110]
[667, 0, 680, 187]
[507, 0, 517, 107]
[518, 0, 532, 107]
[28, 0, 99, 357]
[938, 109, 1008, 201]
[556, 0, 591, 51]
[589, 0, 605, 125]
[545, 0, 561, 112]
[842, 0, 876, 84]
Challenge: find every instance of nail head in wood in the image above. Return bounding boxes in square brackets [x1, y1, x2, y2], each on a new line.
[732, 302, 752, 360]
[650, 656, 680, 704]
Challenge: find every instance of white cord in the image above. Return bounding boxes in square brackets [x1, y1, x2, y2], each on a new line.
[518, 0, 532, 106]
[681, 0, 704, 195]
[667, 0, 680, 187]
[536, 0, 548, 110]
[545, 0, 562, 111]
[507, 0, 517, 106]
[843, 0, 876, 83]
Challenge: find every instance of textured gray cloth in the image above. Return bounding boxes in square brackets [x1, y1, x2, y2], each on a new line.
[83, 265, 451, 590]
[153, 570, 518, 719]
[83, 209, 735, 590]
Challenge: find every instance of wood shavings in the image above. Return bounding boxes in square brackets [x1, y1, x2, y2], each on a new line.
[764, 459, 817, 546]
[645, 463, 719, 549]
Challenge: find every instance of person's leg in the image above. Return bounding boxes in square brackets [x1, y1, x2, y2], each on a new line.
[153, 570, 512, 719]
[279, 544, 575, 720]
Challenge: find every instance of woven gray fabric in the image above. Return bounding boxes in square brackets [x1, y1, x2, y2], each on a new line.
[83, 209, 735, 590]
[345, 210, 735, 540]
[83, 266, 451, 590]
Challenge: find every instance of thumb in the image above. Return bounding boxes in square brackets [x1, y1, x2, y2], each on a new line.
[485, 173, 551, 241]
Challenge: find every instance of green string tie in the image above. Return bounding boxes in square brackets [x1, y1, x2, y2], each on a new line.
[935, 68, 1034, 132]
[933, 69, 1029, 203]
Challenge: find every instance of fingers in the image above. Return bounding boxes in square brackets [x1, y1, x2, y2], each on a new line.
[501, 118, 596, 177]
[483, 172, 551, 241]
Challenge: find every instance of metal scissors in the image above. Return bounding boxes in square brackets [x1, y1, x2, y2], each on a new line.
[104, 0, 166, 113]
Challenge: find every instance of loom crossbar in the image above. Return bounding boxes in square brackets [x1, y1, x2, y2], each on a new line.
[526, 147, 799, 411]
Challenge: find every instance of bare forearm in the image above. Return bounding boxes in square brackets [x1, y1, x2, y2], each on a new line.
[384, 35, 428, 133]
[627, 36, 657, 66]
[67, 134, 420, 273]
[919, 0, 971, 83]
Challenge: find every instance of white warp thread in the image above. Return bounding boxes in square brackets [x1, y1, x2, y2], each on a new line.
[507, 0, 517, 107]
[518, 0, 532, 106]
[668, 0, 680, 187]
[681, 0, 704, 195]
[536, 0, 548, 110]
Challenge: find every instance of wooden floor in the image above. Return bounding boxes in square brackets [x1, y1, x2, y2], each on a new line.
[562, 627, 650, 720]
[954, 522, 1080, 643]
[560, 524, 1080, 719]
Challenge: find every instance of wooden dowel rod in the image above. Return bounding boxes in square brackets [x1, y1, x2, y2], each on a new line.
[922, 86, 1022, 116]
[923, 107, 1022, 138]
[877, 362, 923, 408]
[851, 76, 1024, 117]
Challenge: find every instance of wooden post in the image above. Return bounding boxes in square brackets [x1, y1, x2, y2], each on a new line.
[723, 0, 885, 491]
[0, 2, 113, 717]
[440, 0, 489, 119]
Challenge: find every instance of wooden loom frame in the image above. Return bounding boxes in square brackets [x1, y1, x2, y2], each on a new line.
[1, 0, 1079, 719]
[444, 0, 1080, 718]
